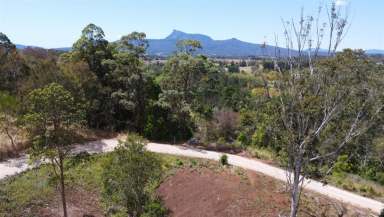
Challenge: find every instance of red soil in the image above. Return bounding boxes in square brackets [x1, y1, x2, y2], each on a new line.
[157, 168, 372, 217]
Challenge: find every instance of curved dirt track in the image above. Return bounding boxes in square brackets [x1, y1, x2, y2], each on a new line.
[0, 138, 383, 214]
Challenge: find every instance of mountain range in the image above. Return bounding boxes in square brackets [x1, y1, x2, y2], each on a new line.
[146, 30, 293, 57]
[15, 30, 384, 57]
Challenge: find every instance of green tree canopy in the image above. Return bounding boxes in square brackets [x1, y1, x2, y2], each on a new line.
[23, 83, 84, 217]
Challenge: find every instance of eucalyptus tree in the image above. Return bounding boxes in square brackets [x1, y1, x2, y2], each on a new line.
[70, 24, 115, 129]
[157, 40, 226, 142]
[105, 32, 151, 131]
[72, 23, 113, 81]
[23, 83, 84, 217]
[176, 39, 202, 54]
[159, 40, 223, 122]
[267, 2, 384, 217]
[0, 33, 15, 61]
[0, 33, 26, 93]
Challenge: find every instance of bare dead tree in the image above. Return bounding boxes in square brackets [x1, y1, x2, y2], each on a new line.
[0, 92, 19, 155]
[266, 1, 384, 217]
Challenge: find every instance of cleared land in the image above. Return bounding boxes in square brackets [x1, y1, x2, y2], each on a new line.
[1, 138, 383, 214]
[0, 153, 374, 217]
[158, 168, 371, 217]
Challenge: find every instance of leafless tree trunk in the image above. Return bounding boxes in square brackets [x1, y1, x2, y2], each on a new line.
[58, 150, 68, 217]
[1, 112, 19, 153]
[268, 2, 356, 217]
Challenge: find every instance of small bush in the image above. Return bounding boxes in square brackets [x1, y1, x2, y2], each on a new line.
[189, 159, 197, 167]
[101, 134, 162, 217]
[217, 137, 227, 147]
[333, 155, 353, 173]
[236, 132, 247, 147]
[359, 185, 377, 196]
[220, 154, 229, 166]
[67, 151, 91, 167]
[376, 172, 384, 185]
[175, 158, 183, 167]
[141, 200, 168, 217]
[341, 182, 356, 191]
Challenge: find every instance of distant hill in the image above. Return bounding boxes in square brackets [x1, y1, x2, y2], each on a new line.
[14, 30, 294, 57]
[15, 44, 35, 50]
[14, 30, 384, 58]
[366, 49, 384, 55]
[16, 44, 70, 52]
[147, 30, 293, 57]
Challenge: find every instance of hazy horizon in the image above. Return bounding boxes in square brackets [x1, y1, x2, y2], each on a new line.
[1, 0, 383, 50]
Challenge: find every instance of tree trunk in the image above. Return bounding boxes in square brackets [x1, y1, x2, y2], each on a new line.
[4, 126, 17, 151]
[135, 72, 145, 133]
[289, 159, 302, 217]
[59, 153, 68, 217]
[3, 114, 17, 151]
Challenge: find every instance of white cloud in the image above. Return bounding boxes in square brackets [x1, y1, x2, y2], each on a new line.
[335, 0, 348, 6]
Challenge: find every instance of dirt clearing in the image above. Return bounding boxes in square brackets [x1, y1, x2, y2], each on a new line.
[157, 168, 373, 217]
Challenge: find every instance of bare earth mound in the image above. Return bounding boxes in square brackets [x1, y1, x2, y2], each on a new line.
[157, 168, 372, 217]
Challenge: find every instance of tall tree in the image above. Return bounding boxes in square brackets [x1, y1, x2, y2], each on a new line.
[71, 24, 115, 129]
[72, 23, 113, 81]
[105, 32, 150, 131]
[0, 33, 15, 61]
[268, 4, 383, 216]
[23, 83, 84, 217]
[0, 33, 26, 94]
[176, 39, 202, 55]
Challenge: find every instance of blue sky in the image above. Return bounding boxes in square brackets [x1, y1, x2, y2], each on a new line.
[0, 0, 383, 50]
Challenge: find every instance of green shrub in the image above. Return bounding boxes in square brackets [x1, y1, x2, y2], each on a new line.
[189, 159, 197, 167]
[358, 185, 377, 197]
[220, 154, 229, 166]
[67, 151, 91, 167]
[144, 104, 193, 142]
[360, 166, 377, 180]
[376, 172, 384, 185]
[141, 200, 168, 217]
[217, 137, 227, 146]
[341, 182, 356, 191]
[175, 158, 183, 167]
[251, 127, 265, 147]
[236, 132, 248, 147]
[333, 155, 353, 173]
[102, 134, 162, 217]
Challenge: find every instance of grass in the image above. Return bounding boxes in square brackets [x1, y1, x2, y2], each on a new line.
[0, 166, 54, 216]
[246, 145, 384, 202]
[246, 146, 278, 162]
[329, 172, 384, 202]
[0, 149, 376, 216]
[0, 151, 229, 216]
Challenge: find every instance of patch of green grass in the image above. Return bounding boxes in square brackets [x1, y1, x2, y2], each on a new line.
[0, 152, 229, 216]
[0, 165, 55, 216]
[247, 146, 277, 162]
[329, 172, 384, 201]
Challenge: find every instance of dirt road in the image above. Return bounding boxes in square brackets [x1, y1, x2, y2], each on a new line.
[1, 138, 383, 214]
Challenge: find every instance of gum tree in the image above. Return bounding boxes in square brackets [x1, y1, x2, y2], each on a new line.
[268, 2, 384, 217]
[23, 83, 84, 217]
